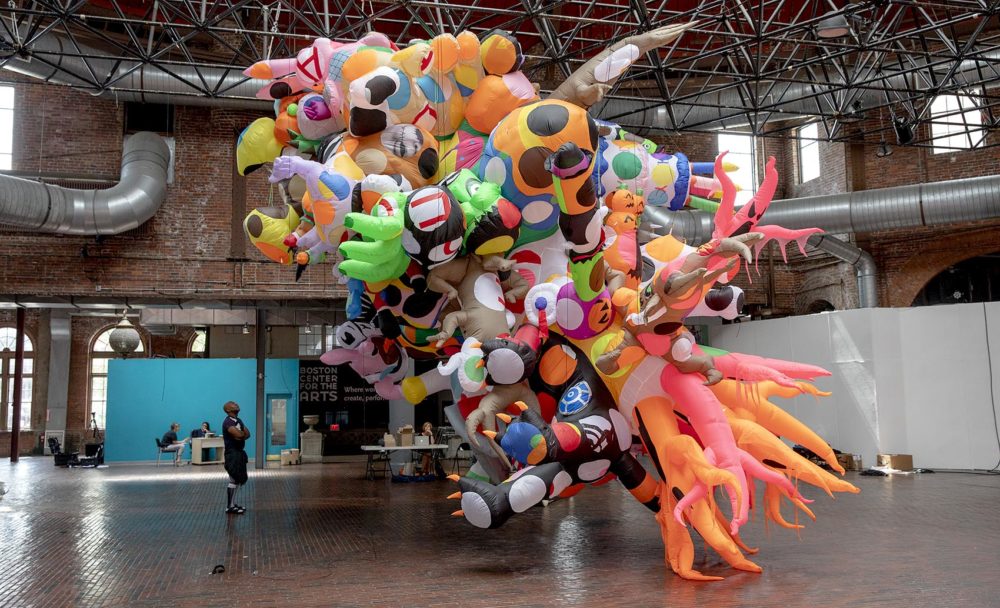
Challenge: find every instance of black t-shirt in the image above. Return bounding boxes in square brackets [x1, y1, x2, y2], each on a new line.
[222, 417, 246, 452]
[161, 431, 178, 445]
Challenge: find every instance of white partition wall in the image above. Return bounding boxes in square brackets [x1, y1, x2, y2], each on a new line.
[708, 303, 1000, 470]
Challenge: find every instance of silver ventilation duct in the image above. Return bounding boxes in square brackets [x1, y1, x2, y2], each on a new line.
[0, 131, 171, 235]
[2, 31, 271, 109]
[645, 174, 1000, 307]
[808, 234, 878, 309]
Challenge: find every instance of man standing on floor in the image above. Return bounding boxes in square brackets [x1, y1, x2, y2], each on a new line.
[222, 401, 250, 515]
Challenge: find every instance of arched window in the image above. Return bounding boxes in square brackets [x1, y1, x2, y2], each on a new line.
[913, 252, 1000, 306]
[89, 326, 144, 430]
[0, 327, 33, 431]
[189, 329, 206, 357]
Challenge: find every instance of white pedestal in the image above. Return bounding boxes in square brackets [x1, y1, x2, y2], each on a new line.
[300, 431, 324, 462]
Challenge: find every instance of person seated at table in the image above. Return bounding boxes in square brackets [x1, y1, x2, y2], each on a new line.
[190, 422, 217, 463]
[419, 422, 434, 476]
[161, 423, 189, 465]
[191, 421, 213, 438]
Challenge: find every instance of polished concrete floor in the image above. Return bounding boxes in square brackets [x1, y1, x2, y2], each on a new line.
[0, 457, 997, 608]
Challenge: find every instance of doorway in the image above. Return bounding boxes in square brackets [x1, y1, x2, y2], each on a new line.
[266, 393, 296, 456]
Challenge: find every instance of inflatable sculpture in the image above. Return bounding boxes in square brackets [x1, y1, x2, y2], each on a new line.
[237, 22, 858, 580]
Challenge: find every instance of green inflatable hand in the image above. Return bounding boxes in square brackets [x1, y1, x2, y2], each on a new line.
[338, 206, 410, 283]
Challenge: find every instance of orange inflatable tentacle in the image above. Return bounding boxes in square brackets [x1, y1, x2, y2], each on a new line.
[727, 417, 837, 497]
[714, 507, 759, 554]
[764, 483, 804, 530]
[685, 499, 761, 573]
[657, 504, 723, 581]
[711, 379, 845, 474]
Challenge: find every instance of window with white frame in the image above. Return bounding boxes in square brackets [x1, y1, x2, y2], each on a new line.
[0, 86, 14, 170]
[0, 327, 32, 431]
[90, 327, 145, 430]
[799, 123, 821, 183]
[298, 325, 335, 357]
[716, 132, 757, 206]
[930, 92, 985, 153]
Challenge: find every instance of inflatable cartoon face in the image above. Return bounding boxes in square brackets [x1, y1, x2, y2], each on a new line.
[338, 124, 440, 188]
[322, 322, 407, 385]
[401, 186, 466, 270]
[479, 99, 599, 238]
[236, 118, 284, 176]
[347, 64, 400, 137]
[556, 283, 614, 340]
[441, 169, 521, 255]
[605, 188, 645, 215]
[243, 203, 302, 264]
[332, 39, 462, 139]
[245, 37, 337, 98]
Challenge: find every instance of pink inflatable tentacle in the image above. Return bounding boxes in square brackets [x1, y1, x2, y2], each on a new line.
[673, 483, 707, 526]
[663, 368, 741, 466]
[753, 226, 824, 262]
[711, 152, 737, 239]
[374, 381, 403, 401]
[702, 442, 747, 533]
[711, 354, 795, 387]
[716, 353, 830, 381]
[731, 156, 778, 234]
[740, 450, 812, 503]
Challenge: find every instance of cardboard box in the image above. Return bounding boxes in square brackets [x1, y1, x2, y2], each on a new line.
[877, 453, 913, 470]
[837, 453, 856, 471]
[398, 425, 414, 447]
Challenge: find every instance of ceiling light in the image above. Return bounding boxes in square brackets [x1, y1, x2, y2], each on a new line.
[242, 322, 250, 335]
[817, 13, 851, 38]
[304, 325, 312, 334]
[108, 310, 142, 358]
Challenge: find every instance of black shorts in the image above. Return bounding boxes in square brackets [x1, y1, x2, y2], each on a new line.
[224, 450, 248, 485]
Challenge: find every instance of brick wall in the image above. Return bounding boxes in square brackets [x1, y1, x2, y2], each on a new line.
[1, 81, 346, 304]
[783, 137, 849, 200]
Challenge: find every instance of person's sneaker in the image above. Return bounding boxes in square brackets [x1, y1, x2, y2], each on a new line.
[225, 506, 246, 515]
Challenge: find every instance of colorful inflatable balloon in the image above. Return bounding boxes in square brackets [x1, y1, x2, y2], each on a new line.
[235, 24, 860, 582]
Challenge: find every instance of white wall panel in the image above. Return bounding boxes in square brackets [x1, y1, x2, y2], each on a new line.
[709, 304, 1000, 470]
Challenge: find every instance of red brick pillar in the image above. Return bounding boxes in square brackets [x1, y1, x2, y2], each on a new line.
[10, 307, 25, 462]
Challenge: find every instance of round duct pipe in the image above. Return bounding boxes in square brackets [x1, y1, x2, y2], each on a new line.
[0, 132, 171, 235]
